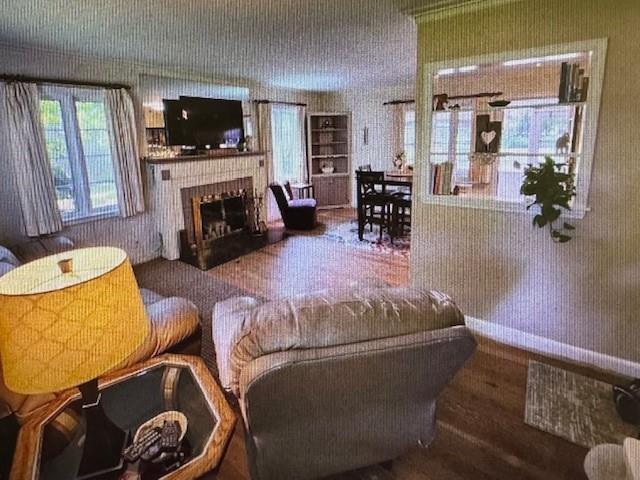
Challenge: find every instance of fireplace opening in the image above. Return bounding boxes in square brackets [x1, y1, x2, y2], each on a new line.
[200, 193, 248, 240]
[179, 178, 286, 270]
[194, 190, 251, 245]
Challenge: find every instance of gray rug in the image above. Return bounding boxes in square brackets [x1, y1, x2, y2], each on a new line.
[525, 361, 637, 448]
[134, 259, 253, 378]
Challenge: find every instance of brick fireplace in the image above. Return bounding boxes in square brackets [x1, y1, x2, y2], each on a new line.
[145, 152, 268, 261]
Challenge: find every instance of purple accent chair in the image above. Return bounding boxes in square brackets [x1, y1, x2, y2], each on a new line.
[269, 182, 317, 230]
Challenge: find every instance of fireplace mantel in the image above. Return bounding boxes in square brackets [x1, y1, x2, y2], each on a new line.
[146, 153, 267, 260]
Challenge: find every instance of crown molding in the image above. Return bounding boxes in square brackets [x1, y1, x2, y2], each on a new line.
[403, 0, 526, 22]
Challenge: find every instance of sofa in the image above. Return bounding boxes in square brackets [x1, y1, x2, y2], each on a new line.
[212, 285, 477, 480]
[0, 236, 201, 424]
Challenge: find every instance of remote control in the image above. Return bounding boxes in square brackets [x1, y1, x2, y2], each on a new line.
[160, 420, 181, 450]
[123, 427, 161, 462]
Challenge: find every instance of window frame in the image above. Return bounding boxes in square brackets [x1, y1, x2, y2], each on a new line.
[417, 38, 608, 219]
[40, 85, 119, 223]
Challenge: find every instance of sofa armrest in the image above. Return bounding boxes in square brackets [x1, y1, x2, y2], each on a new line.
[13, 235, 75, 263]
[119, 297, 200, 368]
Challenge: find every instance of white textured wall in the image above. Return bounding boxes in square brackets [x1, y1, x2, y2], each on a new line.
[413, 0, 640, 362]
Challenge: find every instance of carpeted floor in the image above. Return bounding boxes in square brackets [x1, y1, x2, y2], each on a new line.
[525, 361, 637, 448]
[134, 258, 254, 377]
[311, 220, 411, 258]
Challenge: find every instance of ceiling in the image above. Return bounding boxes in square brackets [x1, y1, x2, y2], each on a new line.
[0, 0, 435, 92]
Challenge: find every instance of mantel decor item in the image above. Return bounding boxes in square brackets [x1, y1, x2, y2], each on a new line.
[520, 156, 576, 243]
[0, 247, 149, 479]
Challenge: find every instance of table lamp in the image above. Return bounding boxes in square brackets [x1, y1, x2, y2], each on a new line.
[0, 247, 149, 479]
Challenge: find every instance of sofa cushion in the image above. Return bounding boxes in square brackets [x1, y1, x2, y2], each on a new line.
[0, 246, 20, 268]
[288, 198, 316, 209]
[212, 286, 465, 394]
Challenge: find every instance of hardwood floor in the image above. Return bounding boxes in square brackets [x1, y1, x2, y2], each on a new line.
[205, 208, 612, 480]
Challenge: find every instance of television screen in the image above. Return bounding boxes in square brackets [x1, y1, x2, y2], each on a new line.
[163, 99, 191, 146]
[179, 96, 244, 148]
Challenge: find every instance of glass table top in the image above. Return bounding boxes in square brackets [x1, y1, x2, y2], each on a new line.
[37, 363, 217, 480]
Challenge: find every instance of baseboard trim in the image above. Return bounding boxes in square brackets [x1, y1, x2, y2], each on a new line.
[465, 316, 640, 379]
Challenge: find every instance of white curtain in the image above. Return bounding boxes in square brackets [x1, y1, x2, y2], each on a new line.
[3, 82, 63, 236]
[390, 102, 413, 158]
[271, 104, 307, 184]
[104, 88, 145, 217]
[268, 104, 307, 222]
[255, 102, 277, 221]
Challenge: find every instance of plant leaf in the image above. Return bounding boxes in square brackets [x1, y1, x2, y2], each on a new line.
[563, 222, 575, 230]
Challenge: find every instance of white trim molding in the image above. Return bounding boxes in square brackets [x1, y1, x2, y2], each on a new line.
[402, 0, 526, 22]
[466, 316, 640, 379]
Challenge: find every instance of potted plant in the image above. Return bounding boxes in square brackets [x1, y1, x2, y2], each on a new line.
[520, 156, 576, 243]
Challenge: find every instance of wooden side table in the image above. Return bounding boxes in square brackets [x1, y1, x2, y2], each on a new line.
[290, 182, 314, 199]
[11, 354, 236, 480]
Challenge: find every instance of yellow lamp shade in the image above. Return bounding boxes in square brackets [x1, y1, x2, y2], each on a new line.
[0, 247, 149, 394]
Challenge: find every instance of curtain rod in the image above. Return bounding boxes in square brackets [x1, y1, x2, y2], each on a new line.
[383, 99, 415, 106]
[0, 74, 130, 90]
[252, 99, 307, 107]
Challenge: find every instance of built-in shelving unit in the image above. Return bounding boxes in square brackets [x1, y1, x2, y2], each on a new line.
[306, 112, 352, 208]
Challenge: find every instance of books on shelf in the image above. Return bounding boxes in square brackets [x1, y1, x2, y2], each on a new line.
[559, 62, 589, 103]
[432, 162, 454, 195]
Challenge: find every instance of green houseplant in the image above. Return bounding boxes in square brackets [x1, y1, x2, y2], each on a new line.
[520, 156, 576, 243]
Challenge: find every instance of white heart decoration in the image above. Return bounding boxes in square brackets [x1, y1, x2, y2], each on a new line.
[481, 130, 497, 146]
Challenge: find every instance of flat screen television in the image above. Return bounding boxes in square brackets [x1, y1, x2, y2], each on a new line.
[163, 99, 190, 146]
[163, 96, 244, 149]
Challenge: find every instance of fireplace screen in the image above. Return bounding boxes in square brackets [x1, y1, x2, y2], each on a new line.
[196, 191, 249, 242]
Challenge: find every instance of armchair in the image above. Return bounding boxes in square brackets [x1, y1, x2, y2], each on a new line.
[212, 285, 476, 480]
[269, 182, 317, 230]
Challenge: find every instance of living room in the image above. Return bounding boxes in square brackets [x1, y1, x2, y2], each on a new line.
[1, 1, 639, 479]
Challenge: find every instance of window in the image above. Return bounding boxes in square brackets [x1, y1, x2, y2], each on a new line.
[40, 87, 118, 221]
[270, 105, 306, 183]
[403, 109, 416, 165]
[422, 39, 607, 217]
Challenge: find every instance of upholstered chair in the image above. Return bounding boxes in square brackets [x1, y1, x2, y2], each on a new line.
[212, 285, 477, 480]
[269, 182, 317, 230]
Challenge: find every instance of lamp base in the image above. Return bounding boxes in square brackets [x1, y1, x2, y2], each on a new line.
[77, 379, 128, 479]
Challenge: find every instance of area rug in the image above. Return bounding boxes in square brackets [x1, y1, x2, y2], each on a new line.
[134, 259, 254, 378]
[319, 220, 410, 258]
[524, 361, 637, 448]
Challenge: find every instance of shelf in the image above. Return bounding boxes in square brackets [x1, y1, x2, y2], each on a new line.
[311, 173, 350, 178]
[312, 154, 348, 159]
[432, 101, 586, 115]
[430, 152, 583, 158]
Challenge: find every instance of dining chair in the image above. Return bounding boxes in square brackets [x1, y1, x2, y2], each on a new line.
[355, 171, 394, 241]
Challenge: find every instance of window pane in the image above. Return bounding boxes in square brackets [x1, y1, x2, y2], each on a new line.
[271, 106, 305, 183]
[456, 111, 473, 153]
[538, 107, 574, 153]
[75, 101, 118, 211]
[80, 129, 111, 156]
[430, 112, 451, 152]
[403, 110, 416, 164]
[76, 101, 108, 129]
[502, 109, 531, 154]
[40, 100, 77, 215]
